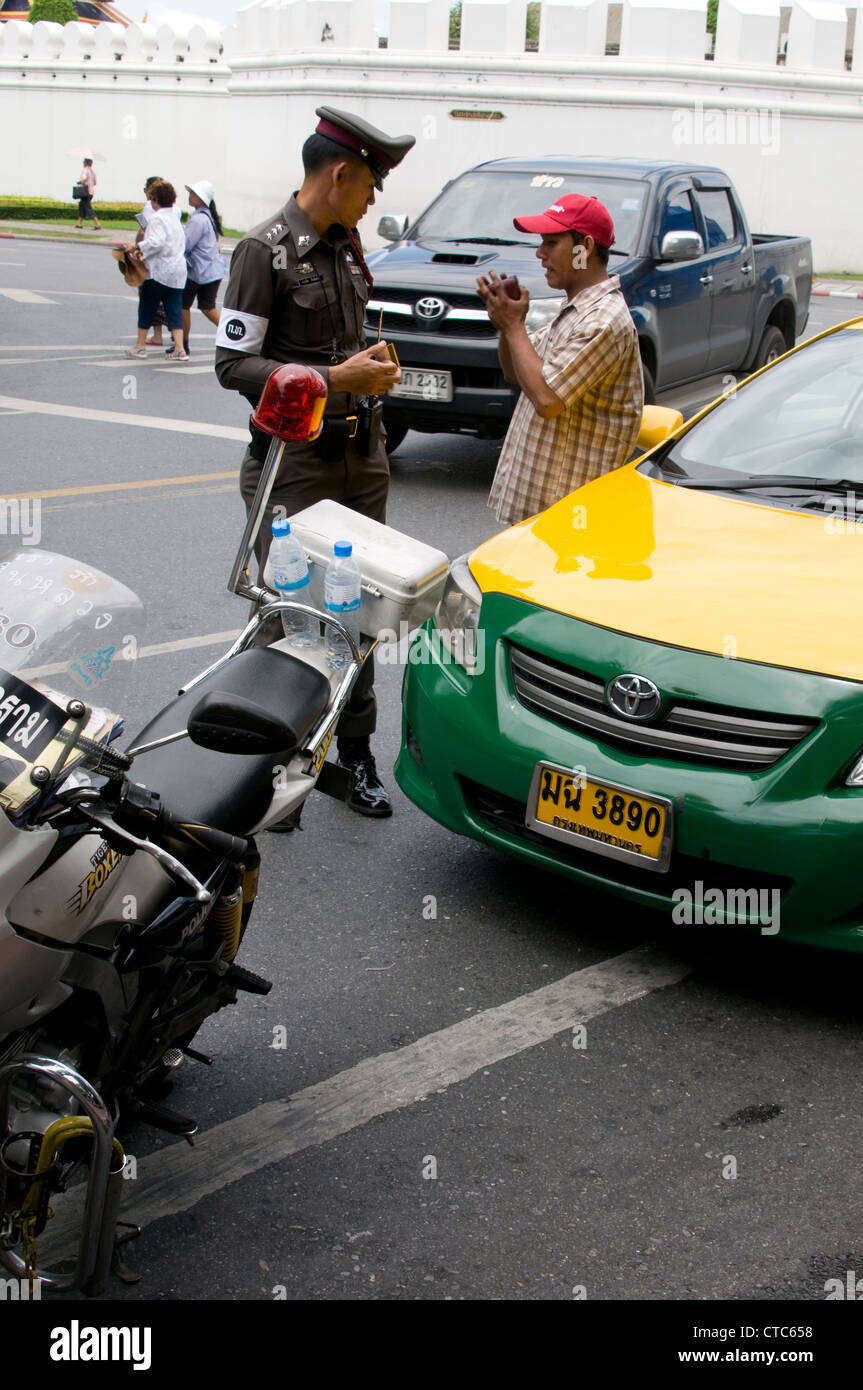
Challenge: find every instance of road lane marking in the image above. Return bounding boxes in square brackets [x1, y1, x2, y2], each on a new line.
[0, 396, 248, 441]
[27, 629, 242, 677]
[7, 470, 239, 500]
[0, 356, 125, 368]
[0, 344, 145, 352]
[90, 354, 215, 370]
[44, 943, 692, 1255]
[44, 483, 237, 511]
[0, 287, 60, 305]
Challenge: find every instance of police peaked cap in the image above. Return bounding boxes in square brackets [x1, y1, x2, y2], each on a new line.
[314, 106, 416, 190]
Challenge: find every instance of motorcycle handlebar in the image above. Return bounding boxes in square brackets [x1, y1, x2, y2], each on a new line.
[113, 780, 249, 865]
[154, 807, 249, 864]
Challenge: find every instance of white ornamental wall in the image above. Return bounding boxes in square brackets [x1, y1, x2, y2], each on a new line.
[1, 5, 862, 271]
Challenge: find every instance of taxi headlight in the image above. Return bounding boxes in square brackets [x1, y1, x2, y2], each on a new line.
[432, 555, 484, 676]
[525, 297, 564, 334]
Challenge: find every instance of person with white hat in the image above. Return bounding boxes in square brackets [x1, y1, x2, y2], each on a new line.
[182, 180, 228, 357]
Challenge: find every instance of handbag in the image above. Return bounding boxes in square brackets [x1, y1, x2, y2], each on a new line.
[111, 246, 149, 289]
[72, 183, 89, 200]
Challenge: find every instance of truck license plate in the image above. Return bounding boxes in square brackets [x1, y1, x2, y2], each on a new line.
[526, 763, 673, 872]
[390, 370, 453, 402]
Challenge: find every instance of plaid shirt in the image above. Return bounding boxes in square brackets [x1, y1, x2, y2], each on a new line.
[488, 276, 644, 525]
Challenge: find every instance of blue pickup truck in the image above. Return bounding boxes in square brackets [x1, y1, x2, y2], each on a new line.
[365, 157, 813, 453]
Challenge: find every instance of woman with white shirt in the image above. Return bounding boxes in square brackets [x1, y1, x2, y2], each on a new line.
[125, 180, 189, 362]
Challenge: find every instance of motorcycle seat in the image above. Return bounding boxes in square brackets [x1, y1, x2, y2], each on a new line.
[127, 647, 331, 836]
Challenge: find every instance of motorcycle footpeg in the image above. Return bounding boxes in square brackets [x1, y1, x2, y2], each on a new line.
[131, 1099, 198, 1144]
[316, 761, 352, 802]
[223, 961, 273, 996]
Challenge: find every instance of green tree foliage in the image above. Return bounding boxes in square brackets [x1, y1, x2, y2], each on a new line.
[27, 0, 79, 22]
[707, 0, 718, 36]
[449, 1, 461, 45]
[527, 1, 541, 45]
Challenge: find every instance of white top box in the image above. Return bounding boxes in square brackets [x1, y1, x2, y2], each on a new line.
[265, 499, 450, 641]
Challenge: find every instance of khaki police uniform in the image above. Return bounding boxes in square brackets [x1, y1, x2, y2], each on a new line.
[215, 195, 387, 738]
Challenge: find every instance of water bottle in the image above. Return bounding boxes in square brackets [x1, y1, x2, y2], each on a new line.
[324, 540, 362, 670]
[269, 520, 318, 648]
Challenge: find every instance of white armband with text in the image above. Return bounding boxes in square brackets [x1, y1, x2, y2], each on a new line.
[215, 307, 269, 353]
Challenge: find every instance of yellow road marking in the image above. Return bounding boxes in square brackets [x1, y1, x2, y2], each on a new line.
[7, 471, 239, 501]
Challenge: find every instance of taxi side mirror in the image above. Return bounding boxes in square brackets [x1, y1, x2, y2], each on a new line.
[637, 405, 684, 453]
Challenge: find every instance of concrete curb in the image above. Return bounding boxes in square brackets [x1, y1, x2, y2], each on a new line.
[811, 287, 863, 299]
[0, 222, 240, 251]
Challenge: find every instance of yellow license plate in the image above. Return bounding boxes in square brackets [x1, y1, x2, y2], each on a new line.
[527, 764, 673, 872]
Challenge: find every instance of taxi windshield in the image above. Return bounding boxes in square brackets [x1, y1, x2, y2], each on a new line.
[411, 170, 646, 254]
[654, 328, 863, 490]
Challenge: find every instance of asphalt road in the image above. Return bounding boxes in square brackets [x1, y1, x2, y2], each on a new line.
[2, 241, 862, 1323]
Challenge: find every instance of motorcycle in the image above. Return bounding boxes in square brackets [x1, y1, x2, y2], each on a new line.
[0, 364, 447, 1296]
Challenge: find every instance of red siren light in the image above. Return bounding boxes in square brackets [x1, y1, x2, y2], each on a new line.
[251, 363, 327, 442]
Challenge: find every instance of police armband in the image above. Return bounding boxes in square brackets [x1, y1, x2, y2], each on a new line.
[216, 307, 269, 353]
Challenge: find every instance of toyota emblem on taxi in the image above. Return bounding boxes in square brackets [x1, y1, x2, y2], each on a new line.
[414, 296, 447, 321]
[607, 674, 662, 720]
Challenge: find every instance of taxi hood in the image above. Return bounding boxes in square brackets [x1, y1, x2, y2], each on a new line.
[469, 464, 863, 683]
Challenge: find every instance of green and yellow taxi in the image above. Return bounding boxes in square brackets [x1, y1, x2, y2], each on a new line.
[395, 319, 863, 951]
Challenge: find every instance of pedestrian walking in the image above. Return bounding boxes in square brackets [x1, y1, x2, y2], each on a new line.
[479, 193, 644, 526]
[215, 106, 415, 817]
[74, 158, 101, 231]
[125, 180, 189, 361]
[182, 180, 228, 357]
[136, 175, 169, 347]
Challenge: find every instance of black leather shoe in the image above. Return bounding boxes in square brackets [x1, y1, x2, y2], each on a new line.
[337, 742, 393, 818]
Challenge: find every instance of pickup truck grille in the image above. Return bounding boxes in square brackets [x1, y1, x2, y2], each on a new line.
[509, 645, 816, 770]
[366, 293, 497, 339]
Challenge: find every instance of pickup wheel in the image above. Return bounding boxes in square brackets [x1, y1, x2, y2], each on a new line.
[753, 326, 787, 371]
[383, 421, 408, 457]
[641, 362, 656, 406]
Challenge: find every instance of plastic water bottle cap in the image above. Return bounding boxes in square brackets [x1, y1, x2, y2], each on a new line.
[334, 540, 352, 557]
[272, 519, 289, 536]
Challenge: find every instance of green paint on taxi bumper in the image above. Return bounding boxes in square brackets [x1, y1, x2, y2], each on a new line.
[395, 593, 863, 953]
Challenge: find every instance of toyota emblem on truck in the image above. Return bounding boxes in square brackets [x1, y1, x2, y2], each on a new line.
[415, 297, 447, 321]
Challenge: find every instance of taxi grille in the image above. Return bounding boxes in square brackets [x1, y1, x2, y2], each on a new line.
[509, 645, 816, 771]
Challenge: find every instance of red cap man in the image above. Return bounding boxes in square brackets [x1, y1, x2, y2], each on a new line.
[512, 193, 615, 249]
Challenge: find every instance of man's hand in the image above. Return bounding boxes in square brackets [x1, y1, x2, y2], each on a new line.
[329, 341, 402, 395]
[477, 271, 529, 333]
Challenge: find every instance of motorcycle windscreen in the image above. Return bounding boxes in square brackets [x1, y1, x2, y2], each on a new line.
[0, 547, 145, 815]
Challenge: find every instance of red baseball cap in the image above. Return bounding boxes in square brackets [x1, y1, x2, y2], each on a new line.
[513, 193, 615, 249]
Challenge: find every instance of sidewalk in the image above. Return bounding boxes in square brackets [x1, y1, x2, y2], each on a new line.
[0, 219, 241, 251]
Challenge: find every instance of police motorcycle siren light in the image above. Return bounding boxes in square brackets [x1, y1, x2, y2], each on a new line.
[229, 364, 328, 606]
[218, 364, 366, 761]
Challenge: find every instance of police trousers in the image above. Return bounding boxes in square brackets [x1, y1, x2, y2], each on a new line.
[239, 432, 390, 740]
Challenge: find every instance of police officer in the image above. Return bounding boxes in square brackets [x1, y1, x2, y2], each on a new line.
[215, 107, 415, 818]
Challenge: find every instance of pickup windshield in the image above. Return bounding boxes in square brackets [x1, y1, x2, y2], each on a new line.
[648, 327, 863, 491]
[411, 171, 646, 253]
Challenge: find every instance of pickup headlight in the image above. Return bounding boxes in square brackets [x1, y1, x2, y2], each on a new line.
[525, 297, 564, 333]
[432, 554, 484, 676]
